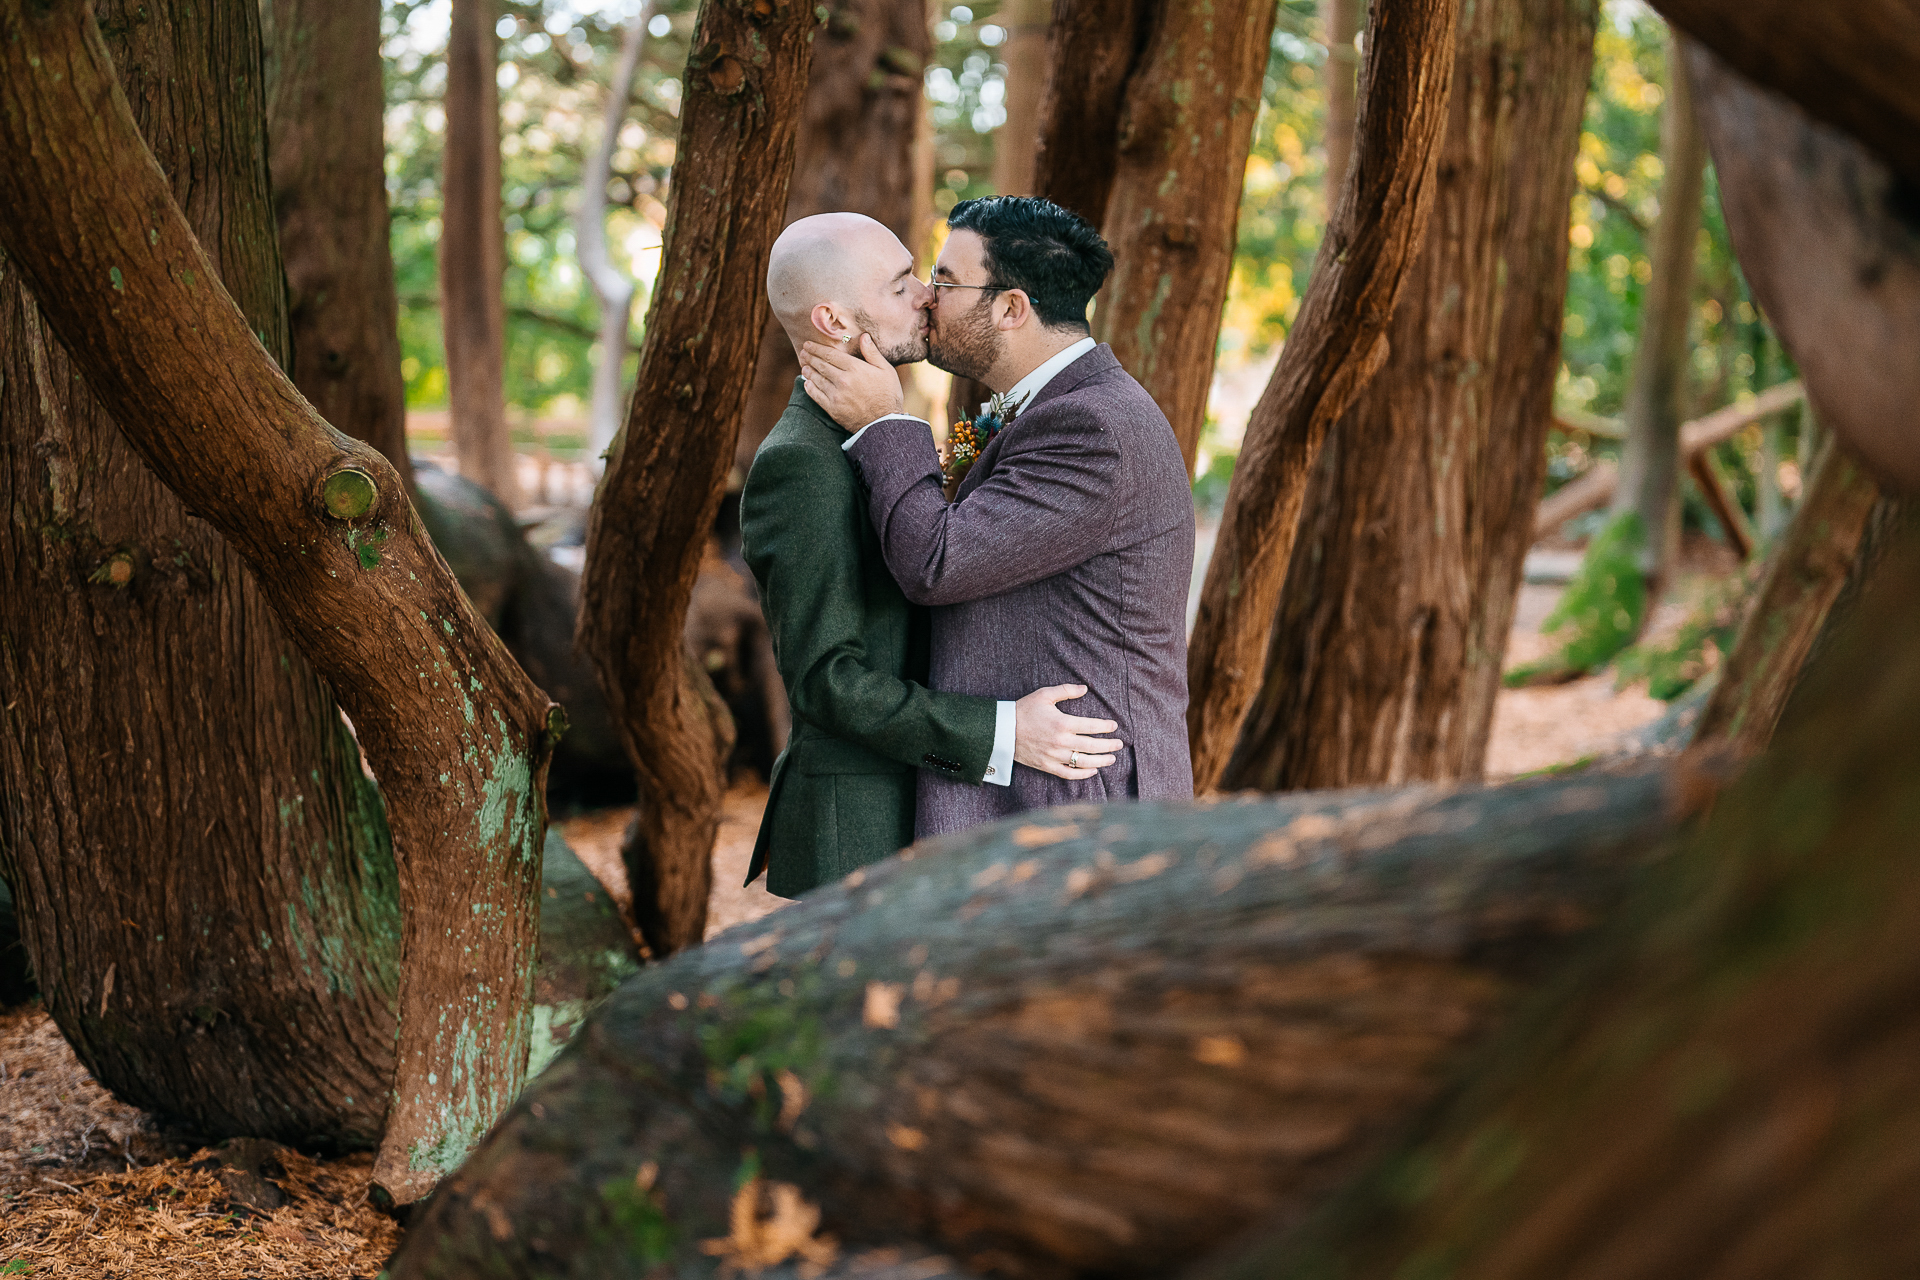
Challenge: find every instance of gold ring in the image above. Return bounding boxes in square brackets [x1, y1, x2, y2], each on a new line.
[1068, 751, 1080, 769]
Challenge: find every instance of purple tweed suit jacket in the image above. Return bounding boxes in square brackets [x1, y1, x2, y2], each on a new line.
[846, 343, 1195, 838]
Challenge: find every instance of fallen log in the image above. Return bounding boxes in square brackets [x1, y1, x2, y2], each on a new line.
[1533, 380, 1804, 536]
[392, 764, 1685, 1278]
[1181, 503, 1920, 1280]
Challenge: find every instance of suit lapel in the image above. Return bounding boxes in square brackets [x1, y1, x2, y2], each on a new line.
[956, 345, 1119, 500]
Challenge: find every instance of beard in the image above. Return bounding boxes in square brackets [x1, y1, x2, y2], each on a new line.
[852, 306, 929, 365]
[927, 293, 1005, 382]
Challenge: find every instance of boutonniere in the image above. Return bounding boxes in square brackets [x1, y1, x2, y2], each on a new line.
[941, 390, 1021, 500]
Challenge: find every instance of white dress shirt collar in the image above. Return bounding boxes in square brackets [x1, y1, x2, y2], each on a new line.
[986, 335, 1097, 419]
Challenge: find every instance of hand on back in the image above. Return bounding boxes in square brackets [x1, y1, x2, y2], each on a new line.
[1015, 684, 1122, 782]
[801, 333, 906, 430]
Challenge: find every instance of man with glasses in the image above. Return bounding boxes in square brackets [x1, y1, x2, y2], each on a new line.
[737, 211, 1124, 897]
[799, 196, 1195, 839]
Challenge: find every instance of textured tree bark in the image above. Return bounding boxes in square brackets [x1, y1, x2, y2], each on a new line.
[578, 8, 650, 465]
[1184, 0, 1462, 794]
[1030, 0, 1157, 226]
[441, 0, 516, 507]
[1092, 0, 1279, 472]
[0, 0, 400, 1151]
[1608, 38, 1707, 587]
[392, 764, 1681, 1279]
[1646, 0, 1920, 192]
[1184, 528, 1920, 1280]
[0, 0, 558, 1203]
[1322, 0, 1362, 197]
[1688, 43, 1920, 494]
[1223, 0, 1598, 793]
[1689, 436, 1880, 758]
[581, 0, 819, 957]
[730, 0, 929, 477]
[265, 0, 414, 492]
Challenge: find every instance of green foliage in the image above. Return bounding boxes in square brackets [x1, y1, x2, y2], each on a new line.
[1615, 568, 1749, 700]
[2, 1261, 33, 1275]
[1505, 512, 1648, 686]
[597, 1174, 676, 1265]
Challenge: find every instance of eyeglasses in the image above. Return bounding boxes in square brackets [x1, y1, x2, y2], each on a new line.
[929, 280, 1009, 295]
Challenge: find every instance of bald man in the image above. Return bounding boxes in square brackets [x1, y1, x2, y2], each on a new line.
[740, 214, 1121, 897]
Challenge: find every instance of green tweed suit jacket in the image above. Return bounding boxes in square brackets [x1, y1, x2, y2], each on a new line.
[740, 381, 997, 897]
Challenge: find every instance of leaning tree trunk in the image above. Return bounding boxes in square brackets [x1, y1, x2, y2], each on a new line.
[265, 0, 414, 491]
[0, 0, 559, 1204]
[1322, 0, 1362, 198]
[1185, 0, 1462, 794]
[0, 0, 399, 1152]
[580, 0, 820, 957]
[1607, 36, 1708, 594]
[1687, 434, 1880, 759]
[1030, 0, 1157, 226]
[1222, 0, 1598, 792]
[1092, 0, 1279, 473]
[1684, 41, 1920, 496]
[441, 0, 517, 507]
[731, 0, 930, 477]
[1646, 0, 1920, 195]
[393, 761, 1683, 1278]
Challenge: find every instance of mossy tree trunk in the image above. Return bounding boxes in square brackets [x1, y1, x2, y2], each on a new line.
[0, 0, 559, 1204]
[1091, 0, 1280, 473]
[441, 0, 517, 507]
[393, 763, 1682, 1278]
[1184, 0, 1463, 793]
[730, 0, 930, 478]
[0, 0, 400, 1151]
[580, 0, 821, 957]
[265, 0, 414, 492]
[1223, 0, 1598, 792]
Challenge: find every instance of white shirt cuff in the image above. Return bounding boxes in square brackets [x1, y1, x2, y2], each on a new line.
[985, 700, 1015, 786]
[841, 413, 926, 452]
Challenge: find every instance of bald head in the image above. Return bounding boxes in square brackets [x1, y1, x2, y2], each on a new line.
[766, 213, 929, 363]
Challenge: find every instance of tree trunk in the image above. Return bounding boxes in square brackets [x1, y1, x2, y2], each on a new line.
[1646, 0, 1920, 193]
[1608, 37, 1708, 590]
[1686, 41, 1920, 495]
[0, 0, 400, 1151]
[1183, 519, 1920, 1280]
[441, 0, 517, 508]
[1030, 0, 1157, 226]
[578, 9, 650, 466]
[1322, 0, 1362, 198]
[1688, 435, 1881, 758]
[730, 0, 931, 479]
[265, 0, 414, 492]
[1092, 0, 1279, 472]
[990, 0, 1051, 198]
[1184, 0, 1463, 795]
[0, 0, 559, 1203]
[580, 0, 820, 957]
[393, 762, 1681, 1279]
[1222, 0, 1597, 793]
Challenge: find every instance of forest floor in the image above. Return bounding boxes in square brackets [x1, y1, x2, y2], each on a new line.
[0, 537, 1731, 1275]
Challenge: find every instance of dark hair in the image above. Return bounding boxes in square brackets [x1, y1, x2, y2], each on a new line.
[946, 196, 1114, 330]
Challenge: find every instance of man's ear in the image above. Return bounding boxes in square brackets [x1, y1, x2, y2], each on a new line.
[810, 302, 847, 340]
[997, 289, 1032, 331]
